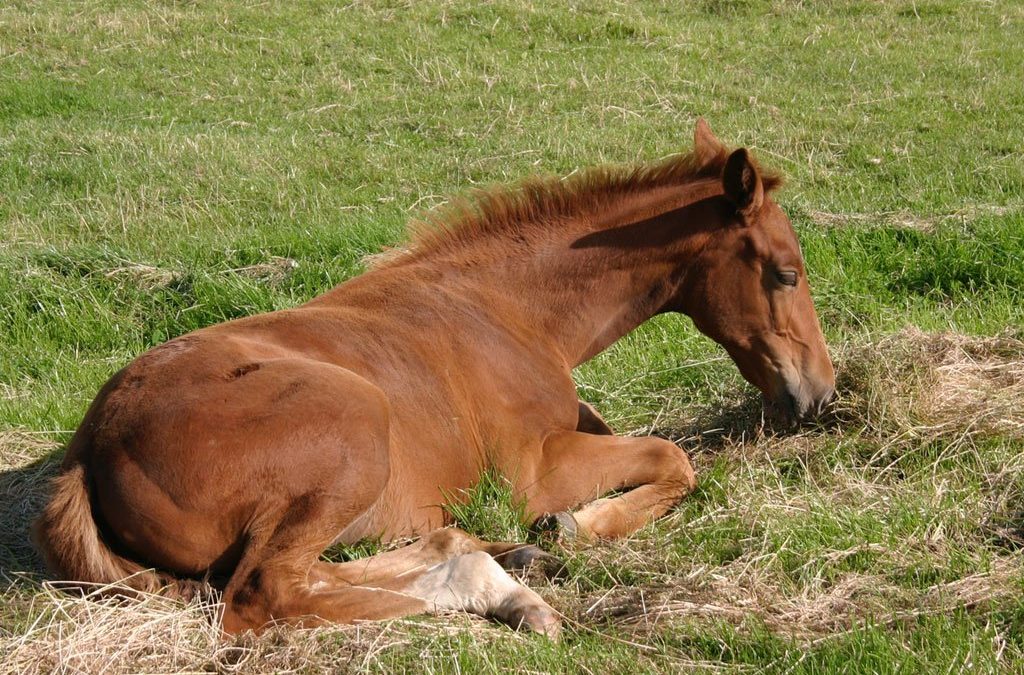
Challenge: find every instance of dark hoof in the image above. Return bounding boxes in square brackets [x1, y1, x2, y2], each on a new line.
[493, 545, 568, 581]
[532, 511, 579, 543]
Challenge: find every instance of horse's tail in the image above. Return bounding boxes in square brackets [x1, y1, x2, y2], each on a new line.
[32, 440, 205, 601]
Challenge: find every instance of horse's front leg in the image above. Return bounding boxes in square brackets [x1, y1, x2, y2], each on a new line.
[524, 431, 696, 540]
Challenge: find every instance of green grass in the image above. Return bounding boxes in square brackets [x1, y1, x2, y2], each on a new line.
[2, 0, 1023, 672]
[443, 469, 533, 545]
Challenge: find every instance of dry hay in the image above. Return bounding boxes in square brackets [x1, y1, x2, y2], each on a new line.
[102, 263, 180, 290]
[1, 582, 411, 674]
[912, 330, 1024, 439]
[807, 204, 1015, 233]
[1, 581, 569, 674]
[224, 256, 299, 285]
[362, 246, 413, 269]
[102, 256, 300, 292]
[834, 326, 1024, 441]
[0, 384, 28, 402]
[575, 542, 1022, 642]
[0, 431, 60, 470]
[646, 326, 1024, 457]
[567, 326, 1024, 641]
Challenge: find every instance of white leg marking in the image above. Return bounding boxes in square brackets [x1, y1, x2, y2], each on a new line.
[405, 551, 561, 637]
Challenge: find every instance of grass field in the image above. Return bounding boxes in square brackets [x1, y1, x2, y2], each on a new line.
[2, 0, 1023, 672]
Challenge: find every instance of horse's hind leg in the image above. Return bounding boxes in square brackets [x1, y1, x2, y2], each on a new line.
[220, 492, 412, 633]
[318, 532, 563, 633]
[224, 508, 561, 639]
[389, 550, 560, 637]
[222, 500, 559, 636]
[215, 361, 559, 635]
[312, 528, 565, 588]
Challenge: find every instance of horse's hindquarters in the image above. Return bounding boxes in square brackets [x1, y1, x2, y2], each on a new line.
[86, 353, 394, 580]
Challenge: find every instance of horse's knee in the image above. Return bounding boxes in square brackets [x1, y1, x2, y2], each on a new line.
[646, 440, 697, 495]
[673, 448, 697, 494]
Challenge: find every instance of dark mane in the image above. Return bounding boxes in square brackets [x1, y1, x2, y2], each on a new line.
[376, 147, 782, 265]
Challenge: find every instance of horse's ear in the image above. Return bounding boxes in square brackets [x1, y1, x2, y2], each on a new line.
[722, 148, 764, 220]
[694, 118, 725, 168]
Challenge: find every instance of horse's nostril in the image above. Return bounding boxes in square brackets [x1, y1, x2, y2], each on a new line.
[781, 390, 797, 418]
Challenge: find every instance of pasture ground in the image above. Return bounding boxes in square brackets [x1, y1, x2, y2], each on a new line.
[1, 1, 1022, 672]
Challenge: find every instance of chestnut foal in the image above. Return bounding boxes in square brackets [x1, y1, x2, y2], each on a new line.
[35, 120, 834, 637]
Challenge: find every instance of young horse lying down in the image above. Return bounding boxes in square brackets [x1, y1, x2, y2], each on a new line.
[35, 120, 834, 638]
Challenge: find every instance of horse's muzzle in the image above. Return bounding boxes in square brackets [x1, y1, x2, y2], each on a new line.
[764, 385, 835, 428]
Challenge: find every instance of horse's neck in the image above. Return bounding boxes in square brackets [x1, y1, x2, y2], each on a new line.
[321, 179, 723, 368]
[491, 181, 722, 367]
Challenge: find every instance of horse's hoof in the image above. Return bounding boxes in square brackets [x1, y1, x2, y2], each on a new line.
[493, 545, 568, 581]
[532, 511, 579, 543]
[518, 603, 562, 640]
[500, 596, 562, 640]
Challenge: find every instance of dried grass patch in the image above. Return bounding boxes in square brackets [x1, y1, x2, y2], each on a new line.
[914, 331, 1024, 439]
[596, 554, 1020, 641]
[0, 384, 28, 402]
[0, 432, 60, 468]
[806, 204, 1015, 232]
[223, 256, 299, 286]
[564, 326, 1024, 641]
[654, 326, 1024, 466]
[572, 532, 1023, 642]
[362, 246, 413, 269]
[102, 263, 180, 290]
[832, 327, 1024, 444]
[1, 582, 579, 674]
[0, 582, 435, 674]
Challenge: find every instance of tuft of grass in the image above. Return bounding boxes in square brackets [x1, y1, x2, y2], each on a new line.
[443, 469, 532, 545]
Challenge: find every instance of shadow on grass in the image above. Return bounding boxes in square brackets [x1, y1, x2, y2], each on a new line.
[647, 391, 766, 452]
[0, 447, 63, 580]
[643, 388, 849, 471]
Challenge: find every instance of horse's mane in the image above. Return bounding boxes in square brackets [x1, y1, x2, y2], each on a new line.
[374, 146, 782, 266]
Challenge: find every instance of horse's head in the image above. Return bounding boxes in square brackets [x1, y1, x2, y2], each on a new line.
[679, 120, 835, 426]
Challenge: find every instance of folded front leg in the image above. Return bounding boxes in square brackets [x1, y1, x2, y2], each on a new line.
[525, 431, 696, 540]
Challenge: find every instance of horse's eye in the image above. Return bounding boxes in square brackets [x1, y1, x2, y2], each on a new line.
[776, 270, 798, 286]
